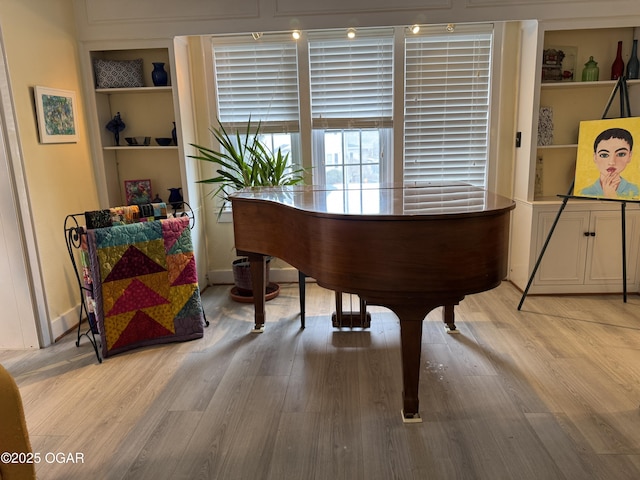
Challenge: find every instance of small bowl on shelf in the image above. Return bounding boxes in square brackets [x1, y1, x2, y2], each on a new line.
[155, 137, 173, 146]
[124, 136, 151, 146]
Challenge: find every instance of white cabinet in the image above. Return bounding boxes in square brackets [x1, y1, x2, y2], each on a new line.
[529, 203, 640, 294]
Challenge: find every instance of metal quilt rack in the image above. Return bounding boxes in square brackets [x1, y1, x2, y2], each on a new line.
[63, 203, 200, 363]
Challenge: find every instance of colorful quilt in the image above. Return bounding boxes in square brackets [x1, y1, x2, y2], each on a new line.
[79, 230, 99, 334]
[86, 216, 204, 358]
[84, 202, 168, 229]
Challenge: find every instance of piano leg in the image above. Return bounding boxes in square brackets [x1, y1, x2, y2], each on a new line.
[298, 270, 306, 329]
[388, 299, 462, 423]
[247, 253, 266, 332]
[399, 315, 423, 423]
[443, 304, 459, 333]
[389, 303, 440, 423]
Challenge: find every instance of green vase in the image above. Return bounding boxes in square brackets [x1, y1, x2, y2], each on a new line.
[581, 56, 599, 82]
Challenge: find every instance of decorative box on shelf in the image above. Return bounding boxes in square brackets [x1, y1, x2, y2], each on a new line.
[542, 46, 577, 83]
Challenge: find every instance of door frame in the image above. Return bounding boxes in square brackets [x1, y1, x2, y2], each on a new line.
[0, 31, 50, 349]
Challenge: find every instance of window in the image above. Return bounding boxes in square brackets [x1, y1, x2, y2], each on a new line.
[212, 38, 301, 170]
[321, 130, 382, 185]
[213, 40, 300, 126]
[309, 31, 394, 190]
[209, 24, 494, 202]
[404, 25, 493, 193]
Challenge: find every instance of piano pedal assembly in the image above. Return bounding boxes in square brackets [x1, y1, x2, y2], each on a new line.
[329, 294, 459, 334]
[331, 292, 371, 328]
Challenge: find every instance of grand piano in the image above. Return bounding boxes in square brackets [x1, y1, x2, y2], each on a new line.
[230, 183, 515, 422]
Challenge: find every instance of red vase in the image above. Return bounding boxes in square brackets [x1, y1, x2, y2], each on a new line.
[611, 41, 624, 80]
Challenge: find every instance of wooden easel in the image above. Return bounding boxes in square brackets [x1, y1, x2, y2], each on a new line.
[518, 76, 636, 310]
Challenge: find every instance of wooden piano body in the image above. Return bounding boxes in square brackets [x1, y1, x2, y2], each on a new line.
[231, 183, 515, 421]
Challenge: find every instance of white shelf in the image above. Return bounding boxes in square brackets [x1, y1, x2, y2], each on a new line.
[95, 86, 172, 94]
[537, 144, 578, 149]
[103, 145, 178, 150]
[541, 79, 640, 89]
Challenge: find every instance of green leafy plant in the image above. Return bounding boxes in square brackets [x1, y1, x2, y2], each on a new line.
[189, 117, 305, 217]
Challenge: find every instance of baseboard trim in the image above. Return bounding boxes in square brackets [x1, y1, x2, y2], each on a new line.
[51, 305, 81, 342]
[207, 266, 309, 285]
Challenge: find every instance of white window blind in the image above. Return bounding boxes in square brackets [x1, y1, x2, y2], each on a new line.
[308, 31, 394, 190]
[212, 40, 300, 130]
[309, 32, 393, 127]
[404, 26, 493, 191]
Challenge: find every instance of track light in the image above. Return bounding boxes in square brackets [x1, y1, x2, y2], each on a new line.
[251, 32, 263, 40]
[446, 23, 455, 32]
[292, 30, 301, 40]
[410, 24, 420, 34]
[347, 27, 356, 39]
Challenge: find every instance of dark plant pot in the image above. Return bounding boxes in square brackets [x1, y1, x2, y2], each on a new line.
[231, 257, 280, 302]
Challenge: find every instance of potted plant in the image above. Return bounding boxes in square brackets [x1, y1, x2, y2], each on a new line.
[189, 117, 305, 300]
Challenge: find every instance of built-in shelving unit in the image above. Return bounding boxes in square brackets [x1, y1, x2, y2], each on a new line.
[85, 45, 183, 207]
[79, 38, 208, 288]
[510, 23, 640, 295]
[534, 29, 640, 199]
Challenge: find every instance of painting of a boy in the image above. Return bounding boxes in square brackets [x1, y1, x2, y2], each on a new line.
[574, 117, 640, 200]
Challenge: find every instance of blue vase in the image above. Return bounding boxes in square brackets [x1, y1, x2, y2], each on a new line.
[627, 39, 639, 80]
[151, 62, 168, 86]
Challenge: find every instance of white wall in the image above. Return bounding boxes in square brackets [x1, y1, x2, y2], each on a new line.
[0, 0, 100, 347]
[72, 0, 640, 42]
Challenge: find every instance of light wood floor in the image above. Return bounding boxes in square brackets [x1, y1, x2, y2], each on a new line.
[1, 281, 639, 480]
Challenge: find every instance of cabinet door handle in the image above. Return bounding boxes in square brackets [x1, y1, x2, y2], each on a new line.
[590, 232, 596, 236]
[583, 231, 596, 236]
[584, 232, 590, 236]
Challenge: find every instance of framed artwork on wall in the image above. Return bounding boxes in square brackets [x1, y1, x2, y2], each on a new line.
[574, 117, 640, 200]
[124, 179, 153, 205]
[34, 86, 79, 143]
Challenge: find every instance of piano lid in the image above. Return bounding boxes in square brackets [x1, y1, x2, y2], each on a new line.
[230, 182, 514, 217]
